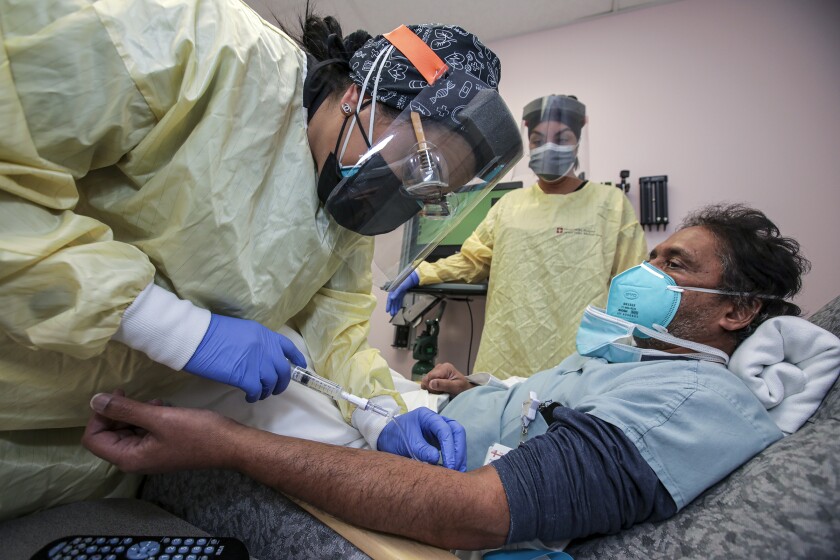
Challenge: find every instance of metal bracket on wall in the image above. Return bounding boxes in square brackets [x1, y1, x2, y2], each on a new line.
[639, 175, 669, 231]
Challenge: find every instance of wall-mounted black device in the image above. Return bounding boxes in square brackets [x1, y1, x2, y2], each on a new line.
[639, 175, 669, 231]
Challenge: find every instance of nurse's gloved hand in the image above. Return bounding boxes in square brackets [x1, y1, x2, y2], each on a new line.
[377, 407, 466, 471]
[184, 314, 307, 403]
[386, 271, 420, 316]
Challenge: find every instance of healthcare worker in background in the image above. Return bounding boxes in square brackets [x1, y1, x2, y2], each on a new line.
[387, 95, 647, 378]
[0, 0, 522, 519]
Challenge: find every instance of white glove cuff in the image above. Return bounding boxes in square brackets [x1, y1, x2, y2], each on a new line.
[352, 395, 400, 450]
[112, 282, 211, 370]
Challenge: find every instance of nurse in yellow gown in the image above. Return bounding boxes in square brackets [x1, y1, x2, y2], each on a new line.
[0, 0, 522, 518]
[388, 95, 648, 378]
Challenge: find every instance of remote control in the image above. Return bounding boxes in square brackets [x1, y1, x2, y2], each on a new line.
[30, 535, 249, 560]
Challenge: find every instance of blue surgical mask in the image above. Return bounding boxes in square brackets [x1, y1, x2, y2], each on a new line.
[339, 165, 357, 178]
[529, 143, 577, 181]
[576, 305, 730, 364]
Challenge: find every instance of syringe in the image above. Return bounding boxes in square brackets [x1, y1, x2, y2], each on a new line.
[291, 365, 421, 463]
[290, 366, 391, 418]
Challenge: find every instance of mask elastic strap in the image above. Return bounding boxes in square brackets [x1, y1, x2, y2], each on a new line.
[531, 143, 578, 155]
[368, 45, 395, 142]
[356, 102, 373, 148]
[333, 113, 353, 158]
[341, 47, 391, 161]
[336, 100, 373, 164]
[667, 285, 784, 300]
[640, 261, 668, 279]
[633, 323, 730, 364]
[585, 305, 631, 328]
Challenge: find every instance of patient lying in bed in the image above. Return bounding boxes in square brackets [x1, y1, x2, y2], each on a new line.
[84, 204, 840, 553]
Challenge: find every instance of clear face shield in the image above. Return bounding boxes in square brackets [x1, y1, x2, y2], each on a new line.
[521, 95, 590, 182]
[317, 24, 522, 289]
[324, 85, 522, 289]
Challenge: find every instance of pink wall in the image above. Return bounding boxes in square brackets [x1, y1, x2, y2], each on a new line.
[371, 0, 840, 378]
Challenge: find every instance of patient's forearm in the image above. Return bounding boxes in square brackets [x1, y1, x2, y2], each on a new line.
[225, 424, 509, 550]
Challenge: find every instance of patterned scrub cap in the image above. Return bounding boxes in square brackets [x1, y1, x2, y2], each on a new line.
[348, 24, 502, 120]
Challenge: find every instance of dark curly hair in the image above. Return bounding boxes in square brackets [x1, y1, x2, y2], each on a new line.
[681, 203, 811, 343]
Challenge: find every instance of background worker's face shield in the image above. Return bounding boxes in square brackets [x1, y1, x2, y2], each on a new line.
[333, 86, 521, 290]
[521, 95, 590, 182]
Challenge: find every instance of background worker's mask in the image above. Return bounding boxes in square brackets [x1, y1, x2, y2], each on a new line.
[520, 94, 589, 182]
[528, 143, 578, 181]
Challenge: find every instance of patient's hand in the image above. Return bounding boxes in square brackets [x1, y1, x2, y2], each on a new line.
[421, 363, 472, 398]
[82, 390, 242, 474]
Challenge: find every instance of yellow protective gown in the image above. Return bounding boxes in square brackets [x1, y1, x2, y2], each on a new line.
[0, 0, 398, 519]
[416, 182, 648, 378]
